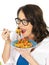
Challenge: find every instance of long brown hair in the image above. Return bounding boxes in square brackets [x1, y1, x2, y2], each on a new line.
[17, 4, 49, 43]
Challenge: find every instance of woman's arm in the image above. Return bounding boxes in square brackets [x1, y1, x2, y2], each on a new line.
[1, 29, 11, 63]
[15, 48, 39, 65]
[24, 53, 39, 65]
[2, 40, 11, 63]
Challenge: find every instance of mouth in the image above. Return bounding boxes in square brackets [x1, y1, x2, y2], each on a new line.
[21, 28, 26, 34]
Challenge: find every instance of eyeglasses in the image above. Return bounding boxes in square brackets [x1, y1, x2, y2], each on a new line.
[15, 18, 30, 26]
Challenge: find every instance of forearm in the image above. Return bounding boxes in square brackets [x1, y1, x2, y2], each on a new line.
[2, 40, 11, 63]
[25, 54, 39, 65]
[15, 47, 39, 65]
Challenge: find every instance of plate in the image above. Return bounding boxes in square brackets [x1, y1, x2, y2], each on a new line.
[11, 39, 37, 49]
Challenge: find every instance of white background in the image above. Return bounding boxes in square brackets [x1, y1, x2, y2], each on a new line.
[0, 0, 49, 63]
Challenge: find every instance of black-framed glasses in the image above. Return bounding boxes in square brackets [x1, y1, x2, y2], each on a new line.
[15, 18, 30, 26]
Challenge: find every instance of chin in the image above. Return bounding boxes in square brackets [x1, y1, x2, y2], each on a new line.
[22, 33, 29, 38]
[22, 31, 31, 37]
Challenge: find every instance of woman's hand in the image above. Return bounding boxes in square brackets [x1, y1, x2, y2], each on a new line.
[15, 47, 32, 58]
[1, 28, 10, 41]
[15, 47, 39, 65]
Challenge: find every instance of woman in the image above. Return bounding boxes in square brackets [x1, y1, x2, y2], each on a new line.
[2, 4, 49, 65]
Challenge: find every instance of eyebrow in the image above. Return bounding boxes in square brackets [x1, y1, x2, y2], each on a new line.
[15, 17, 31, 22]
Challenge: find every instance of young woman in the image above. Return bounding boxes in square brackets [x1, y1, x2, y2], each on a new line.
[2, 4, 49, 65]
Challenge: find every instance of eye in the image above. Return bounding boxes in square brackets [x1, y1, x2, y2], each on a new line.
[23, 20, 27, 24]
[22, 20, 29, 26]
[15, 18, 21, 24]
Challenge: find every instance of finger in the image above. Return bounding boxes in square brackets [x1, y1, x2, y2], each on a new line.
[2, 29, 10, 35]
[1, 29, 10, 40]
[3, 28, 5, 31]
[5, 34, 10, 40]
[1, 34, 8, 40]
[25, 47, 33, 53]
[3, 28, 10, 33]
[3, 28, 8, 31]
[2, 29, 8, 35]
[15, 47, 20, 51]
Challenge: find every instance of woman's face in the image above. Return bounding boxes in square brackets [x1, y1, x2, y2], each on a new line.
[18, 10, 33, 38]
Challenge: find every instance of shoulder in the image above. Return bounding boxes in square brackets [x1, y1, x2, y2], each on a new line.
[41, 36, 49, 43]
[39, 36, 49, 46]
[31, 36, 49, 54]
[36, 36, 49, 49]
[31, 37, 49, 55]
[30, 37, 49, 65]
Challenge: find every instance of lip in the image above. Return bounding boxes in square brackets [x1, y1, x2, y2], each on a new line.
[20, 28, 26, 34]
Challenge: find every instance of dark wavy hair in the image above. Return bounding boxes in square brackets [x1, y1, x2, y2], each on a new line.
[17, 4, 49, 43]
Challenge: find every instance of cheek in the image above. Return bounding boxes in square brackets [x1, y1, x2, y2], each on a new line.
[23, 24, 33, 37]
[27, 23, 33, 33]
[27, 26, 32, 34]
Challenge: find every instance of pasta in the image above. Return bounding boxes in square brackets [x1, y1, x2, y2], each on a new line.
[16, 27, 22, 35]
[14, 38, 33, 48]
[15, 28, 33, 48]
